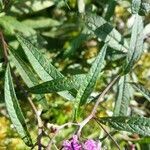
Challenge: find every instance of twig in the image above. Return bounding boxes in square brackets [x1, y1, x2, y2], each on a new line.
[0, 32, 44, 150]
[77, 75, 120, 136]
[11, 68, 44, 150]
[46, 122, 79, 150]
[99, 131, 117, 141]
[0, 31, 8, 64]
[95, 118, 121, 150]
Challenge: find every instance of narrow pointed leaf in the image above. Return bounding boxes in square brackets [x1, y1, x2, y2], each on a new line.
[4, 65, 33, 146]
[123, 14, 144, 74]
[0, 16, 35, 36]
[30, 74, 86, 94]
[16, 34, 74, 100]
[99, 116, 150, 136]
[114, 75, 132, 116]
[130, 82, 150, 102]
[139, 2, 150, 15]
[9, 47, 48, 109]
[75, 44, 107, 106]
[85, 14, 129, 53]
[132, 0, 141, 14]
[11, 0, 54, 15]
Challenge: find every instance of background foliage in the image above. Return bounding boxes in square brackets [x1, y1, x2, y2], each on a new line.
[0, 0, 150, 149]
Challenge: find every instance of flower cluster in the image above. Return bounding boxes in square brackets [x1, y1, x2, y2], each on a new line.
[63, 135, 101, 150]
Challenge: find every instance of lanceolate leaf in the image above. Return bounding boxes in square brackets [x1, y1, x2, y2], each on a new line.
[130, 82, 150, 102]
[16, 34, 74, 100]
[123, 14, 143, 74]
[4, 65, 32, 146]
[85, 14, 129, 53]
[0, 16, 35, 36]
[11, 0, 54, 15]
[9, 47, 48, 109]
[132, 0, 141, 14]
[99, 116, 150, 136]
[30, 74, 86, 94]
[75, 44, 107, 106]
[113, 75, 132, 116]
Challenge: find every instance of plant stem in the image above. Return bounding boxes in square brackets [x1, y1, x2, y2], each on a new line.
[77, 75, 120, 136]
[46, 122, 79, 150]
[0, 32, 43, 150]
[0, 31, 8, 64]
[95, 118, 121, 150]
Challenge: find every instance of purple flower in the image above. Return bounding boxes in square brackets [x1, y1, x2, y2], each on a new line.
[63, 135, 82, 150]
[84, 139, 101, 150]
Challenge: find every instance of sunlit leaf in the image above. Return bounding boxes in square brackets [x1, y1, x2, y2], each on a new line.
[30, 74, 86, 94]
[75, 44, 107, 107]
[16, 34, 74, 100]
[22, 18, 60, 29]
[99, 116, 150, 136]
[0, 16, 35, 36]
[123, 14, 143, 74]
[11, 0, 54, 15]
[139, 2, 150, 15]
[85, 14, 129, 53]
[130, 82, 150, 102]
[4, 65, 32, 146]
[9, 47, 48, 109]
[132, 0, 141, 14]
[113, 75, 132, 116]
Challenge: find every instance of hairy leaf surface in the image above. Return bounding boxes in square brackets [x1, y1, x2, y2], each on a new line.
[99, 116, 150, 136]
[4, 65, 32, 146]
[75, 44, 107, 106]
[132, 0, 141, 14]
[17, 34, 74, 100]
[85, 14, 129, 53]
[130, 82, 150, 102]
[9, 47, 48, 109]
[113, 75, 132, 116]
[123, 14, 143, 74]
[30, 74, 86, 94]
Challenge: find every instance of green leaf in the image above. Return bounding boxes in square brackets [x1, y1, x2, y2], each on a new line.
[139, 2, 150, 15]
[114, 75, 133, 116]
[16, 34, 74, 100]
[75, 44, 107, 106]
[4, 65, 33, 146]
[11, 0, 54, 15]
[29, 74, 86, 94]
[0, 16, 35, 36]
[9, 47, 48, 109]
[63, 34, 88, 57]
[22, 18, 60, 29]
[130, 82, 150, 102]
[105, 1, 116, 21]
[132, 0, 141, 14]
[123, 14, 143, 74]
[136, 137, 150, 144]
[99, 116, 150, 136]
[85, 14, 129, 53]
